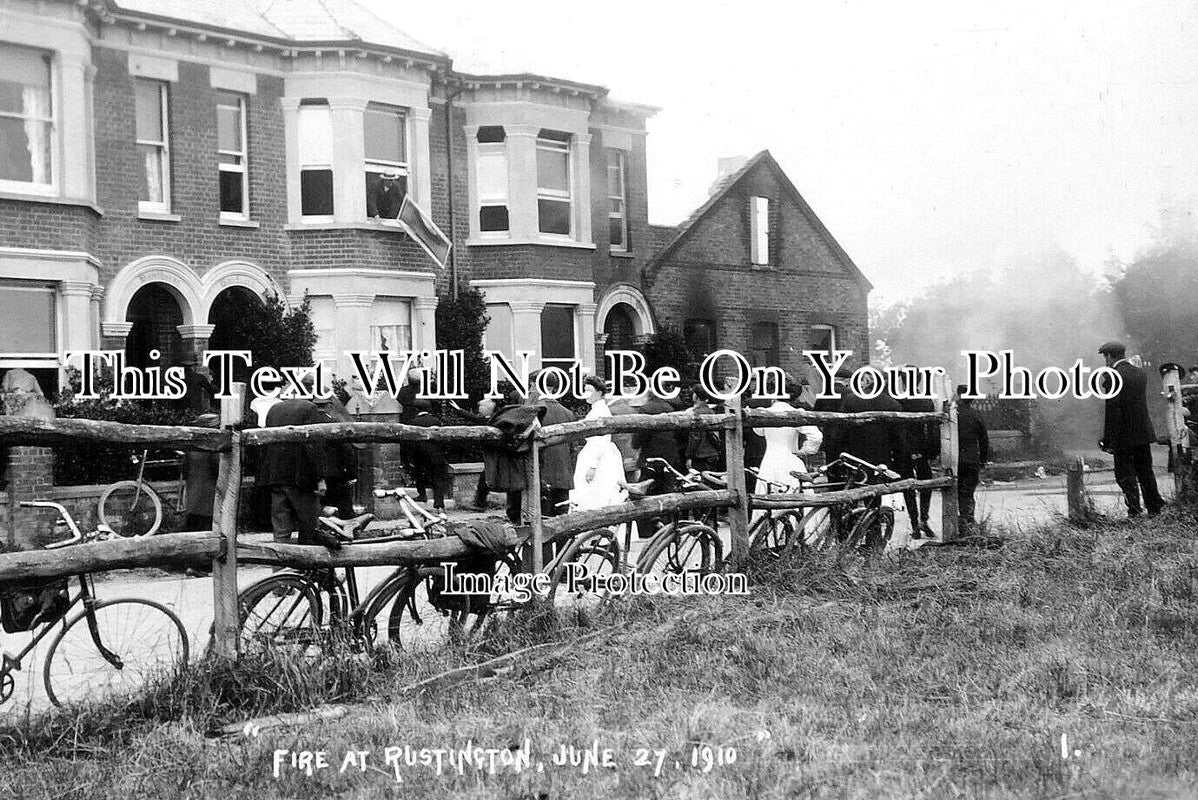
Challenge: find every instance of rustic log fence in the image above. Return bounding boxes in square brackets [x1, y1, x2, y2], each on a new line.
[0, 389, 955, 657]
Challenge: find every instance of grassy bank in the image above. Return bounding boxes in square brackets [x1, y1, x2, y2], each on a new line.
[4, 512, 1198, 798]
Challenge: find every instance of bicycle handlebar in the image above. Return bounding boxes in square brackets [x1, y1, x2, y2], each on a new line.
[19, 501, 85, 548]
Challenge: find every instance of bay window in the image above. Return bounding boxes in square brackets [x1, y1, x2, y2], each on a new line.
[476, 126, 509, 233]
[606, 148, 628, 251]
[135, 78, 171, 213]
[0, 279, 58, 392]
[364, 102, 407, 221]
[297, 99, 334, 219]
[540, 303, 576, 368]
[217, 91, 249, 219]
[0, 43, 54, 191]
[536, 129, 571, 236]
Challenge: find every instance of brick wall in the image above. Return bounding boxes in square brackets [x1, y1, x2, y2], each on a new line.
[645, 157, 870, 380]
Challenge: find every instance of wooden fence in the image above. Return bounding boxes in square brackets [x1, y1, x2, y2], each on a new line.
[0, 383, 955, 658]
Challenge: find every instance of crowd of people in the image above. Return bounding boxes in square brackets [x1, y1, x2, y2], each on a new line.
[181, 335, 1175, 552]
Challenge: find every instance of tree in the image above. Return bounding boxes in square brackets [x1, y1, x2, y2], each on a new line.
[215, 292, 317, 373]
[435, 286, 490, 404]
[1112, 238, 1198, 369]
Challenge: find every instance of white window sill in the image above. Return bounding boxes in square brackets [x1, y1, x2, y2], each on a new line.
[219, 218, 260, 228]
[285, 220, 408, 233]
[138, 211, 182, 222]
[466, 236, 596, 251]
[0, 191, 104, 215]
[609, 249, 635, 258]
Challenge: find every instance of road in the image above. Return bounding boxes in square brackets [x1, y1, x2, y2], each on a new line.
[0, 452, 1169, 718]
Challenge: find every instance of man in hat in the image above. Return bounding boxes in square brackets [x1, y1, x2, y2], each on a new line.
[956, 385, 989, 528]
[1098, 340, 1164, 518]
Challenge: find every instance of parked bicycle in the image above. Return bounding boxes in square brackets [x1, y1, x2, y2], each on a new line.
[0, 501, 189, 707]
[623, 457, 725, 576]
[97, 448, 183, 537]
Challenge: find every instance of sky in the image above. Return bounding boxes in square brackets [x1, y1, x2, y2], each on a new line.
[361, 0, 1198, 306]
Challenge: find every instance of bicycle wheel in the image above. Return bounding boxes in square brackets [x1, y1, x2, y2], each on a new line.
[638, 523, 722, 576]
[98, 480, 163, 537]
[844, 508, 889, 551]
[793, 507, 837, 551]
[237, 573, 325, 654]
[44, 598, 188, 707]
[749, 513, 791, 558]
[386, 568, 484, 652]
[547, 528, 621, 604]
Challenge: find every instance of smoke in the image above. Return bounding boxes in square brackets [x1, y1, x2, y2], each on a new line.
[876, 244, 1127, 450]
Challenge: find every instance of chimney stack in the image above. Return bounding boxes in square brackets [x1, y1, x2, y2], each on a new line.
[709, 155, 748, 195]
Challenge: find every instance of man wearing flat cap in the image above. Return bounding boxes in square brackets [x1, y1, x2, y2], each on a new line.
[1098, 340, 1164, 518]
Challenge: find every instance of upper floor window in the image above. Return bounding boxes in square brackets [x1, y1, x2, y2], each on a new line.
[606, 148, 628, 251]
[750, 196, 770, 265]
[476, 126, 509, 233]
[364, 102, 407, 221]
[536, 129, 571, 236]
[135, 78, 171, 213]
[217, 91, 249, 219]
[297, 99, 333, 219]
[0, 44, 54, 192]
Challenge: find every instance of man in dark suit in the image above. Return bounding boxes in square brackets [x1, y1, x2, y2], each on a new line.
[259, 397, 340, 549]
[1099, 340, 1164, 518]
[895, 367, 940, 539]
[956, 386, 989, 527]
[407, 399, 451, 510]
[836, 372, 903, 513]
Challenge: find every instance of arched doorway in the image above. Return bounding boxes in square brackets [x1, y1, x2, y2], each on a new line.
[603, 303, 638, 351]
[125, 283, 184, 368]
[207, 286, 263, 387]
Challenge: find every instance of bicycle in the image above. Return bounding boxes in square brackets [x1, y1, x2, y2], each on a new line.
[97, 448, 183, 537]
[237, 489, 492, 656]
[0, 501, 189, 707]
[628, 458, 725, 577]
[746, 467, 832, 559]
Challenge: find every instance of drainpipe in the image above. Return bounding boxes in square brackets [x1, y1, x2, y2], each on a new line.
[443, 79, 465, 300]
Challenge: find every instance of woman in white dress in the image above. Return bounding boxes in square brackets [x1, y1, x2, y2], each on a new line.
[571, 375, 629, 510]
[754, 386, 823, 493]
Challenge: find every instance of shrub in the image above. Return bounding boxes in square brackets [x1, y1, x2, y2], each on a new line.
[435, 286, 490, 404]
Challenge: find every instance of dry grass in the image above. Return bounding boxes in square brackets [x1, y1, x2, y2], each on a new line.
[5, 510, 1198, 798]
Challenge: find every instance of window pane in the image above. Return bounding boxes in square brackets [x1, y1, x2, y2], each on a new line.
[609, 217, 625, 248]
[540, 304, 575, 360]
[751, 322, 778, 367]
[477, 125, 505, 143]
[298, 105, 332, 165]
[219, 170, 244, 213]
[684, 319, 714, 359]
[811, 326, 835, 352]
[366, 171, 406, 219]
[480, 205, 509, 232]
[537, 147, 569, 192]
[0, 282, 55, 352]
[135, 80, 163, 140]
[538, 198, 571, 235]
[364, 105, 405, 164]
[0, 45, 50, 115]
[301, 168, 334, 215]
[0, 117, 51, 183]
[137, 143, 164, 202]
[217, 98, 242, 152]
[477, 151, 508, 199]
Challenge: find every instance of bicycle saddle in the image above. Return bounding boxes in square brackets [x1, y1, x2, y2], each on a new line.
[318, 513, 376, 541]
[623, 479, 655, 499]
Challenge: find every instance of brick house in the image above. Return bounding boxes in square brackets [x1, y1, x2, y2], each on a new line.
[0, 0, 658, 394]
[0, 0, 865, 401]
[644, 151, 872, 384]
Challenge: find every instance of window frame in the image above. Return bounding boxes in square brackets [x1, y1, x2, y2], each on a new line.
[536, 131, 573, 238]
[606, 148, 628, 252]
[0, 279, 58, 383]
[297, 99, 334, 222]
[363, 102, 409, 224]
[216, 91, 249, 221]
[810, 324, 837, 354]
[475, 127, 510, 236]
[370, 296, 414, 354]
[0, 44, 56, 195]
[135, 78, 172, 215]
[750, 195, 770, 265]
[539, 303, 577, 368]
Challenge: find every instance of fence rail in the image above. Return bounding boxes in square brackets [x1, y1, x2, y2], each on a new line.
[0, 384, 961, 658]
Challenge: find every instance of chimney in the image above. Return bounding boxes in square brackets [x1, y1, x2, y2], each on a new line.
[709, 155, 748, 196]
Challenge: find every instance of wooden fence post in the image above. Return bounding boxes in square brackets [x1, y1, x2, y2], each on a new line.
[210, 382, 244, 659]
[524, 439, 544, 574]
[1066, 456, 1090, 521]
[939, 380, 960, 541]
[723, 392, 750, 568]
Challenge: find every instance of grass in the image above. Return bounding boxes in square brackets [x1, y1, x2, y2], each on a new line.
[5, 510, 1198, 798]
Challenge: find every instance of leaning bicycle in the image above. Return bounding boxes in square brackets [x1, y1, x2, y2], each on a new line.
[0, 501, 189, 707]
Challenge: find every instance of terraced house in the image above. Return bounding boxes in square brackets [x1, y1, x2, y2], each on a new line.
[0, 0, 868, 396]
